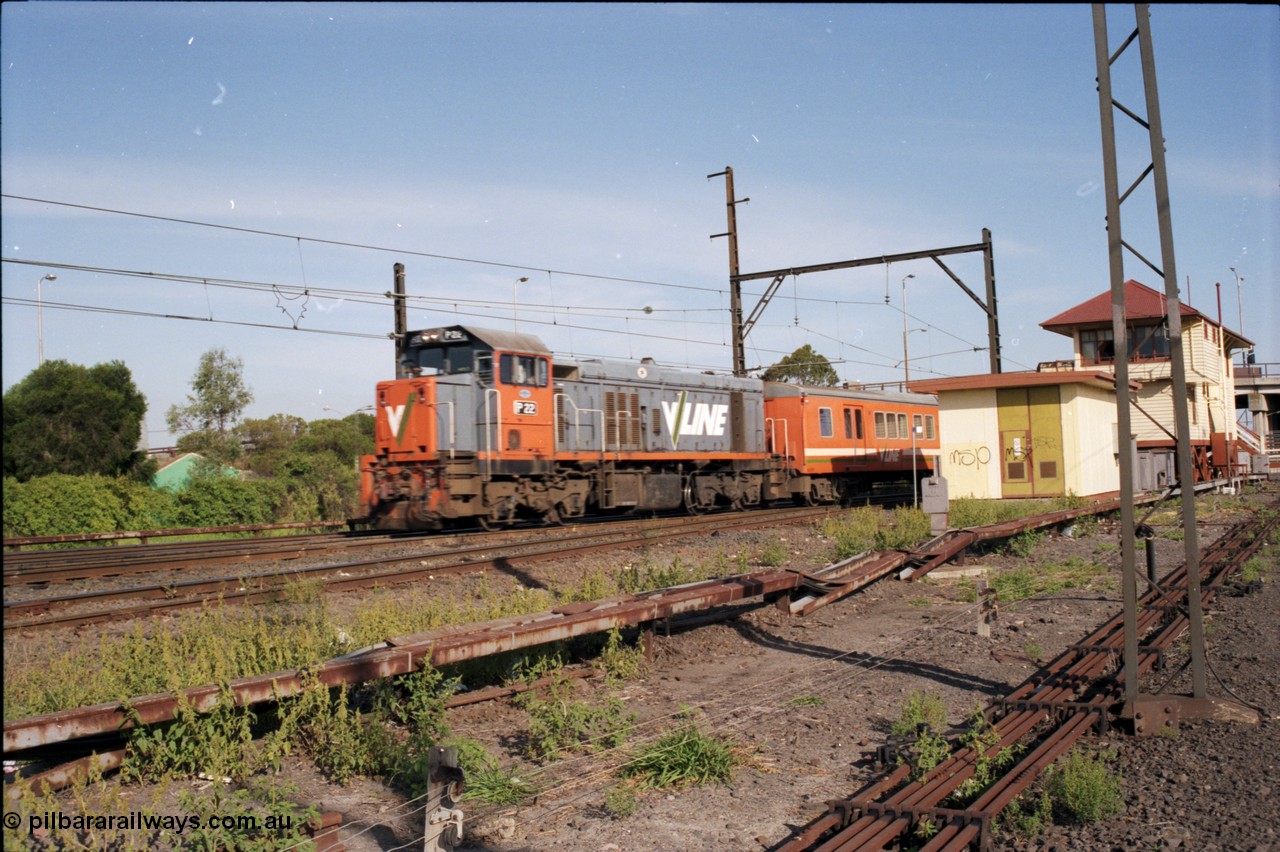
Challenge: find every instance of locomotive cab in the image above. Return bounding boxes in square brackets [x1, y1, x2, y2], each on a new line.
[360, 325, 562, 529]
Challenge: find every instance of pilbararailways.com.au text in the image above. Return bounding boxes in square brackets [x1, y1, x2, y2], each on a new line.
[7, 810, 296, 835]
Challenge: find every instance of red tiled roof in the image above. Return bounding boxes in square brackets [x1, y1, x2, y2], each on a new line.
[1040, 280, 1199, 335]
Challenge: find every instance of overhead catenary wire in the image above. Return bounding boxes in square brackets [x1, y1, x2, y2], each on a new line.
[3, 196, 1016, 377]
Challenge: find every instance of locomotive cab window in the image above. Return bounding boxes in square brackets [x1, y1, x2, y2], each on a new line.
[818, 407, 834, 438]
[500, 354, 549, 387]
[405, 343, 477, 376]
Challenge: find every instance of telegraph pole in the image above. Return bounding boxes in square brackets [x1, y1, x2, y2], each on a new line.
[708, 167, 749, 377]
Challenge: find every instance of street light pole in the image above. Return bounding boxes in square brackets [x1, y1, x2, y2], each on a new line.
[513, 277, 529, 332]
[37, 273, 57, 366]
[901, 274, 915, 386]
[911, 422, 922, 509]
[1229, 267, 1245, 347]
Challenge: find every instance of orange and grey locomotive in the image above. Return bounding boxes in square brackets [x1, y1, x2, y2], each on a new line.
[358, 325, 938, 530]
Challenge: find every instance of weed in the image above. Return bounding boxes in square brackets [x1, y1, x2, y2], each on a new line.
[519, 673, 634, 761]
[1157, 723, 1179, 739]
[996, 789, 1054, 841]
[876, 506, 931, 550]
[890, 691, 947, 738]
[172, 777, 318, 851]
[1024, 639, 1044, 662]
[987, 556, 1111, 602]
[1045, 747, 1124, 824]
[1000, 529, 1043, 558]
[786, 695, 825, 707]
[908, 596, 933, 608]
[621, 723, 740, 790]
[599, 627, 646, 682]
[757, 536, 789, 567]
[948, 706, 1022, 803]
[949, 498, 1059, 528]
[120, 688, 256, 783]
[604, 782, 640, 817]
[914, 815, 939, 840]
[1241, 556, 1270, 583]
[822, 506, 882, 559]
[1071, 513, 1099, 538]
[462, 765, 540, 805]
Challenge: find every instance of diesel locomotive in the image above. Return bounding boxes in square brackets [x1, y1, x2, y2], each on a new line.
[357, 325, 939, 530]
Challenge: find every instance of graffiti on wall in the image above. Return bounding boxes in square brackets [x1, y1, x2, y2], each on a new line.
[949, 446, 992, 470]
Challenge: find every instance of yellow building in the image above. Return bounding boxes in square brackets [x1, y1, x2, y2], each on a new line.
[1041, 279, 1253, 483]
[908, 372, 1131, 500]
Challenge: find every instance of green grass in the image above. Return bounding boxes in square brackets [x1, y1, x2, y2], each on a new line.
[959, 556, 1112, 603]
[620, 723, 741, 790]
[821, 505, 931, 560]
[5, 551, 726, 721]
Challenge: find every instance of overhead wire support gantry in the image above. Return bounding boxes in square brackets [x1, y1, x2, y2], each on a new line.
[708, 169, 1002, 379]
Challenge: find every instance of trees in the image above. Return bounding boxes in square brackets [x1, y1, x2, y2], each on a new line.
[2, 360, 153, 481]
[761, 344, 840, 386]
[166, 348, 254, 462]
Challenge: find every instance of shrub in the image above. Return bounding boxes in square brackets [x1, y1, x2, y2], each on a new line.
[2, 473, 179, 538]
[518, 674, 634, 761]
[1046, 748, 1124, 824]
[890, 691, 947, 738]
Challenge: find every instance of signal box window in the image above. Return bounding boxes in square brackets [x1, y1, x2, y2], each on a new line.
[500, 354, 549, 387]
[819, 407, 834, 438]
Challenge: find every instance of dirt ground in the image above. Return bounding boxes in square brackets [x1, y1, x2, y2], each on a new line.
[10, 485, 1278, 851]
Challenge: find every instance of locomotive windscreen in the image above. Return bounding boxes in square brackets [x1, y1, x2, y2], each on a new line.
[402, 341, 479, 376]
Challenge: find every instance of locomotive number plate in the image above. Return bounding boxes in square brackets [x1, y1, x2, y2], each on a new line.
[513, 401, 538, 416]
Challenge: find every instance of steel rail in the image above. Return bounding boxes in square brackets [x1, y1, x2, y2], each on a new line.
[781, 505, 1277, 851]
[2, 507, 837, 633]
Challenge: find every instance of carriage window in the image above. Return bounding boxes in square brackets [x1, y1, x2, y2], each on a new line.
[897, 413, 908, 438]
[925, 415, 935, 440]
[499, 354, 549, 387]
[843, 408, 853, 439]
[819, 407, 834, 438]
[855, 409, 864, 440]
[875, 411, 888, 439]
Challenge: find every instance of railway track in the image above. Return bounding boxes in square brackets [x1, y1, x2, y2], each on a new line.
[2, 505, 841, 634]
[779, 502, 1278, 851]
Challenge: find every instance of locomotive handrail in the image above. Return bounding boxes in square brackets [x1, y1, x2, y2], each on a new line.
[483, 388, 501, 482]
[554, 393, 606, 455]
[611, 408, 638, 452]
[419, 400, 456, 459]
[765, 417, 793, 464]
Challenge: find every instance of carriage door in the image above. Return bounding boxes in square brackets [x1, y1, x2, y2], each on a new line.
[843, 405, 866, 470]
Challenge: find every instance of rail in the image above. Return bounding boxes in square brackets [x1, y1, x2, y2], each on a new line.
[1, 492, 1158, 754]
[3, 519, 348, 551]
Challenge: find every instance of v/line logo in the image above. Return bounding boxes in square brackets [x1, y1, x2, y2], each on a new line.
[660, 392, 728, 448]
[384, 393, 416, 445]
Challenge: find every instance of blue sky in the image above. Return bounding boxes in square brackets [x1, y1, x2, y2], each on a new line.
[3, 3, 1276, 448]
